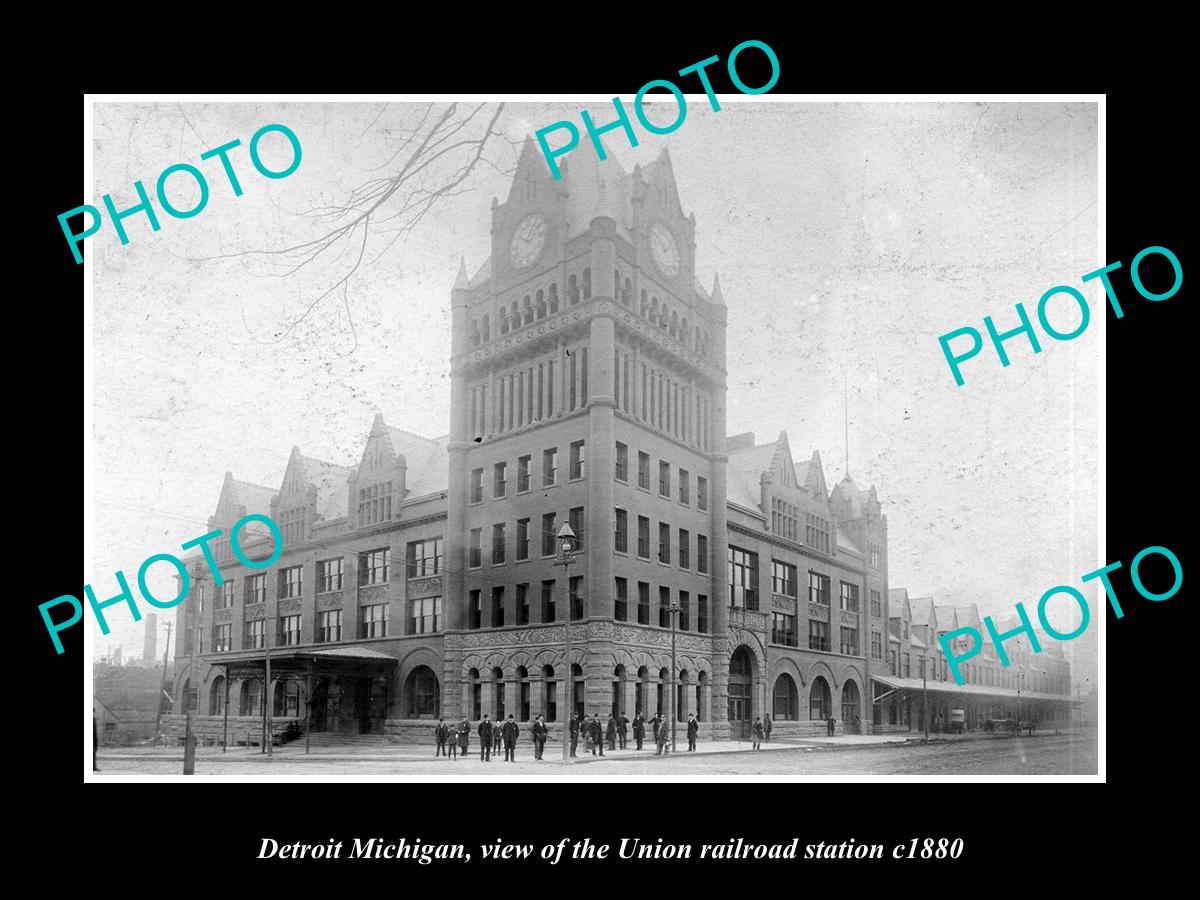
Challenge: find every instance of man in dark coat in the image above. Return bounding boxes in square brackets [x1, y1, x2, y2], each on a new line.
[686, 713, 699, 751]
[617, 713, 629, 749]
[654, 716, 668, 755]
[478, 714, 493, 761]
[591, 714, 604, 756]
[494, 718, 504, 753]
[502, 714, 520, 762]
[569, 714, 579, 758]
[447, 721, 459, 759]
[826, 714, 836, 737]
[633, 713, 646, 750]
[532, 714, 548, 759]
[457, 718, 470, 758]
[435, 718, 449, 757]
[606, 714, 617, 751]
[763, 714, 773, 743]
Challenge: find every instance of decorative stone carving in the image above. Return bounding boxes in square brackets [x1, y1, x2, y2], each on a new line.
[808, 602, 830, 621]
[214, 609, 234, 624]
[407, 576, 443, 597]
[840, 611, 860, 626]
[244, 605, 266, 621]
[278, 599, 302, 616]
[771, 595, 796, 612]
[359, 585, 388, 604]
[316, 592, 344, 610]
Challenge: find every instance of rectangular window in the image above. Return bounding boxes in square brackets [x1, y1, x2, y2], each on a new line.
[517, 455, 531, 492]
[840, 626, 859, 656]
[359, 604, 388, 638]
[492, 523, 507, 564]
[658, 522, 671, 564]
[697, 535, 708, 574]
[517, 518, 530, 561]
[278, 614, 301, 646]
[468, 529, 482, 568]
[470, 467, 483, 503]
[569, 440, 585, 479]
[806, 513, 831, 554]
[493, 461, 507, 499]
[728, 546, 759, 610]
[870, 589, 882, 618]
[614, 442, 628, 481]
[808, 571, 830, 606]
[679, 469, 690, 505]
[637, 516, 650, 559]
[541, 580, 555, 623]
[771, 560, 797, 597]
[317, 558, 344, 593]
[771, 613, 797, 647]
[659, 586, 671, 628]
[888, 649, 898, 676]
[902, 652, 911, 678]
[679, 590, 690, 631]
[278, 565, 303, 599]
[697, 594, 709, 634]
[569, 506, 585, 551]
[637, 582, 650, 625]
[317, 609, 342, 643]
[245, 618, 265, 649]
[543, 447, 557, 486]
[491, 587, 505, 628]
[677, 528, 691, 569]
[542, 512, 557, 557]
[464, 590, 481, 631]
[870, 544, 882, 568]
[614, 577, 628, 622]
[840, 581, 860, 613]
[614, 508, 628, 553]
[359, 548, 390, 585]
[871, 630, 883, 660]
[516, 584, 529, 626]
[637, 451, 650, 490]
[659, 460, 670, 497]
[406, 538, 443, 578]
[569, 576, 583, 620]
[697, 476, 708, 511]
[409, 596, 442, 636]
[809, 619, 830, 652]
[213, 623, 232, 652]
[902, 620, 909, 640]
[220, 580, 235, 610]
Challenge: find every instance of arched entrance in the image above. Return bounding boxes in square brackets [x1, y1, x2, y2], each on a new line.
[772, 673, 798, 721]
[809, 676, 831, 721]
[404, 666, 440, 719]
[310, 679, 331, 732]
[209, 676, 226, 716]
[728, 646, 755, 739]
[841, 679, 861, 733]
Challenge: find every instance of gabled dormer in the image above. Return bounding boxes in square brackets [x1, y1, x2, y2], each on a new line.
[271, 446, 352, 543]
[207, 471, 276, 564]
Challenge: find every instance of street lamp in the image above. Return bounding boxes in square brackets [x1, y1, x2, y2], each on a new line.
[669, 603, 679, 753]
[554, 522, 577, 764]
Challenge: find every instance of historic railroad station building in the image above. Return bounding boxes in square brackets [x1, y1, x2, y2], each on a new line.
[166, 142, 1073, 746]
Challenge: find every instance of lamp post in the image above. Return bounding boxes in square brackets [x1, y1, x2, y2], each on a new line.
[554, 523, 577, 764]
[670, 603, 679, 753]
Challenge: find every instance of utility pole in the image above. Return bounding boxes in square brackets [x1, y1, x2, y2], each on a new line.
[554, 523, 577, 764]
[922, 653, 929, 741]
[670, 603, 679, 753]
[183, 581, 203, 775]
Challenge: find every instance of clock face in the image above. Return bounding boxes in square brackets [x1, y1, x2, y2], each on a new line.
[509, 214, 547, 270]
[649, 222, 680, 279]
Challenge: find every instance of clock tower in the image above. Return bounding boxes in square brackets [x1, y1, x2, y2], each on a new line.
[443, 137, 730, 737]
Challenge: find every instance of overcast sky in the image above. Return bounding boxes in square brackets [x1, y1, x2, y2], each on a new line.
[89, 99, 1099, 684]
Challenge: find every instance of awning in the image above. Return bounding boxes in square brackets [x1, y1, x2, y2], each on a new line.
[871, 674, 1076, 705]
[200, 646, 398, 679]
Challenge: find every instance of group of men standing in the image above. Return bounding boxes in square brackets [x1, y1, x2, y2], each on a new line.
[432, 711, 702, 761]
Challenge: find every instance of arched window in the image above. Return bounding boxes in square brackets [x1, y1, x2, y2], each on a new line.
[681, 317, 688, 342]
[499, 307, 509, 335]
[523, 296, 533, 326]
[773, 674, 798, 721]
[670, 310, 678, 337]
[640, 290, 648, 318]
[510, 300, 520, 328]
[492, 666, 505, 721]
[536, 289, 546, 319]
[568, 275, 579, 305]
[650, 296, 659, 325]
[481, 315, 490, 343]
[697, 671, 708, 722]
[660, 304, 670, 329]
[542, 665, 557, 722]
[517, 666, 530, 721]
[636, 666, 649, 717]
[809, 676, 832, 721]
[612, 664, 626, 718]
[614, 269, 621, 300]
[471, 319, 480, 347]
[405, 665, 440, 719]
[468, 668, 481, 720]
[209, 675, 226, 716]
[240, 679, 261, 717]
[657, 667, 669, 719]
[677, 669, 689, 722]
[583, 268, 591, 300]
[571, 663, 585, 719]
[624, 277, 633, 305]
[549, 283, 559, 314]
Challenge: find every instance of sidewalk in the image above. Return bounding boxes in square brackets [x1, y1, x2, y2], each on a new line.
[97, 728, 1083, 764]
